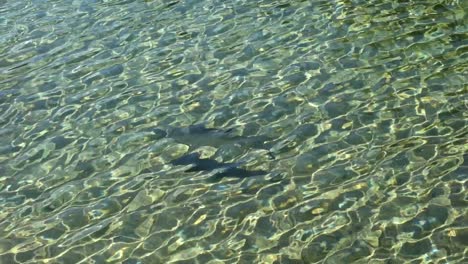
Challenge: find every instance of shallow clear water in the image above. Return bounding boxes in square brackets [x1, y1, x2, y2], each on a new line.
[0, 0, 467, 263]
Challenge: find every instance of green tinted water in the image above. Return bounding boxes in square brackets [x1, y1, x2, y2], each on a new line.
[0, 0, 467, 263]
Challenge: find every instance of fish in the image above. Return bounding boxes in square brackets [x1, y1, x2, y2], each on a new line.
[152, 123, 275, 181]
[170, 152, 268, 181]
[58, 217, 113, 247]
[154, 124, 275, 154]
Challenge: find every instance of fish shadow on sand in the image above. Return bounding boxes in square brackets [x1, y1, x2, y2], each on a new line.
[170, 152, 268, 182]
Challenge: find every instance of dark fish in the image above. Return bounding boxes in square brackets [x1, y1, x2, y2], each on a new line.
[170, 152, 267, 181]
[155, 124, 274, 154]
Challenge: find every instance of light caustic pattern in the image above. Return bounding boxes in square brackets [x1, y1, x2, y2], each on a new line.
[0, 0, 467, 263]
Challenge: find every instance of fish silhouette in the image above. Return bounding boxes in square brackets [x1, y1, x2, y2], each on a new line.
[152, 123, 275, 181]
[154, 124, 274, 154]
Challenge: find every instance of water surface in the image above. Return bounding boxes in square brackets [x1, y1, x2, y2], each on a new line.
[0, 0, 467, 263]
